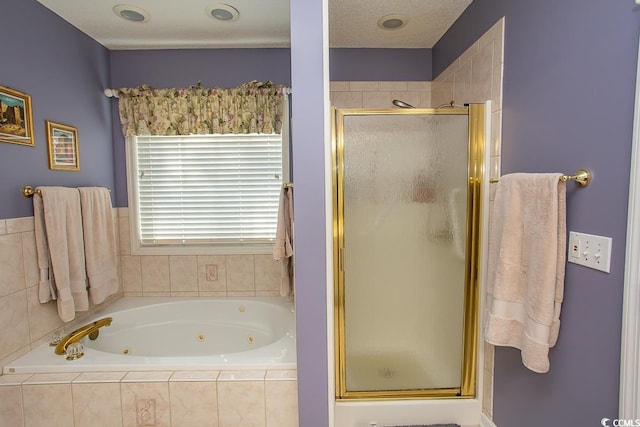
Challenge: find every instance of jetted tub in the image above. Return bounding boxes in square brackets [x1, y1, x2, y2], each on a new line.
[4, 297, 296, 374]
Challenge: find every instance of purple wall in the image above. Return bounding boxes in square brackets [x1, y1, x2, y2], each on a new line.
[435, 1, 639, 425]
[330, 48, 432, 81]
[290, 1, 330, 425]
[0, 1, 113, 219]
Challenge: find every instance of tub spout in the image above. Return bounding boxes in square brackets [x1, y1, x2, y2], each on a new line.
[54, 317, 112, 355]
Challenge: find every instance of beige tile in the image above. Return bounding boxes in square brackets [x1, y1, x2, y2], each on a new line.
[141, 256, 170, 292]
[255, 255, 281, 292]
[6, 217, 34, 234]
[470, 41, 494, 103]
[170, 255, 198, 292]
[431, 76, 454, 108]
[459, 40, 480, 66]
[26, 285, 64, 342]
[349, 81, 379, 92]
[266, 380, 298, 427]
[0, 233, 26, 297]
[453, 61, 472, 105]
[419, 91, 432, 108]
[490, 155, 501, 181]
[121, 255, 142, 293]
[0, 219, 6, 235]
[329, 81, 350, 91]
[0, 290, 30, 360]
[330, 91, 363, 109]
[198, 291, 228, 297]
[256, 290, 280, 297]
[227, 255, 255, 292]
[266, 370, 297, 381]
[407, 81, 432, 91]
[122, 371, 173, 382]
[217, 381, 266, 427]
[0, 386, 24, 427]
[21, 231, 39, 288]
[170, 371, 220, 382]
[491, 111, 503, 157]
[24, 373, 80, 384]
[218, 370, 266, 381]
[118, 207, 129, 217]
[1, 346, 31, 373]
[73, 382, 123, 427]
[121, 382, 171, 427]
[74, 371, 127, 383]
[171, 291, 199, 297]
[491, 55, 504, 112]
[484, 342, 495, 372]
[378, 81, 408, 92]
[482, 368, 494, 417]
[362, 91, 392, 109]
[170, 381, 218, 427]
[23, 383, 73, 427]
[198, 255, 227, 292]
[0, 373, 32, 385]
[118, 216, 131, 255]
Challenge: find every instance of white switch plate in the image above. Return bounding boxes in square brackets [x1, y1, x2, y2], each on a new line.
[567, 231, 612, 273]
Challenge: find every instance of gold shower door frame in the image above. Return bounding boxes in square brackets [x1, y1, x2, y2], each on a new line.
[333, 104, 485, 400]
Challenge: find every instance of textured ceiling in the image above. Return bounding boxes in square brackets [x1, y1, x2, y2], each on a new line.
[37, 0, 472, 50]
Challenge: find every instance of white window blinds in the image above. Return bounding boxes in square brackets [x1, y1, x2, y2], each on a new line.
[130, 134, 284, 247]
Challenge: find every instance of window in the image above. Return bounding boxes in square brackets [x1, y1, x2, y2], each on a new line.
[126, 132, 289, 255]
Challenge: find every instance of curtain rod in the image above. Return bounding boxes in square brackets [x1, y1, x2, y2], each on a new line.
[103, 87, 292, 98]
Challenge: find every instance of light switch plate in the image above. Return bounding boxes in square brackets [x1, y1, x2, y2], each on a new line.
[567, 231, 612, 273]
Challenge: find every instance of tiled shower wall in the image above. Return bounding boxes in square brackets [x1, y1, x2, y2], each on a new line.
[432, 18, 505, 419]
[330, 17, 505, 422]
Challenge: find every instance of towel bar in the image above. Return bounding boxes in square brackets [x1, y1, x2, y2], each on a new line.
[21, 185, 111, 197]
[489, 169, 592, 187]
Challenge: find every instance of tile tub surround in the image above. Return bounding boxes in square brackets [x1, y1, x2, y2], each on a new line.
[0, 212, 123, 374]
[330, 80, 432, 109]
[117, 208, 284, 297]
[0, 370, 299, 427]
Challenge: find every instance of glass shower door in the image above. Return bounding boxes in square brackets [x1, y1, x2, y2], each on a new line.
[334, 107, 483, 399]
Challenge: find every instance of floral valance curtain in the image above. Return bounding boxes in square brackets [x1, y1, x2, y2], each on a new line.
[117, 81, 286, 136]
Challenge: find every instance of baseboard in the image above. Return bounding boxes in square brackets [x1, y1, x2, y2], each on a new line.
[481, 413, 498, 427]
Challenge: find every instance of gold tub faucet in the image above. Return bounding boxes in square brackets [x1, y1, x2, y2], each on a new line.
[55, 317, 113, 355]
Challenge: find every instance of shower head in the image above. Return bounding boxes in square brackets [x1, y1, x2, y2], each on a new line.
[392, 99, 416, 109]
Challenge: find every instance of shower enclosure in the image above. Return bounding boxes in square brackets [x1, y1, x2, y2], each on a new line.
[333, 104, 485, 399]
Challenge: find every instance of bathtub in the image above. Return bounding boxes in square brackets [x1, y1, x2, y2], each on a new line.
[4, 296, 296, 374]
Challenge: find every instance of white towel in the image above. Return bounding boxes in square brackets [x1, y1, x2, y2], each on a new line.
[484, 173, 566, 373]
[36, 187, 88, 322]
[273, 186, 294, 297]
[79, 187, 119, 304]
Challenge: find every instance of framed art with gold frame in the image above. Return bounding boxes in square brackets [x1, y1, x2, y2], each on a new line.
[0, 85, 34, 146]
[46, 120, 80, 171]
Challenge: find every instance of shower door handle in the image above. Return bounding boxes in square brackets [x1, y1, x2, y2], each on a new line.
[339, 247, 345, 272]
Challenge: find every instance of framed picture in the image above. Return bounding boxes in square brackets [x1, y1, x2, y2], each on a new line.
[46, 121, 80, 171]
[0, 86, 34, 146]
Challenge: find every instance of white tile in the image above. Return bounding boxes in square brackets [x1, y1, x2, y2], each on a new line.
[0, 374, 32, 385]
[24, 372, 80, 384]
[265, 370, 297, 381]
[218, 370, 266, 382]
[170, 371, 220, 382]
[122, 371, 173, 383]
[73, 371, 127, 383]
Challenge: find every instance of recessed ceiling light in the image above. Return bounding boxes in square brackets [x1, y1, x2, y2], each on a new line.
[206, 3, 240, 22]
[113, 5, 150, 23]
[377, 14, 408, 30]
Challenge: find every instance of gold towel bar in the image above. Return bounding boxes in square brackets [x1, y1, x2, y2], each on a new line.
[283, 183, 294, 189]
[22, 185, 111, 198]
[489, 168, 592, 187]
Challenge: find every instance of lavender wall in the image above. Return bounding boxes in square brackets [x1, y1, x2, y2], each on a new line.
[435, 1, 639, 425]
[330, 48, 432, 81]
[0, 1, 113, 219]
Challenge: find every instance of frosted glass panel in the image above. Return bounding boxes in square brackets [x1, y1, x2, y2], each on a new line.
[342, 113, 469, 392]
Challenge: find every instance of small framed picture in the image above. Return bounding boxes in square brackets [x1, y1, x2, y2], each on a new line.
[46, 120, 80, 171]
[0, 86, 35, 146]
